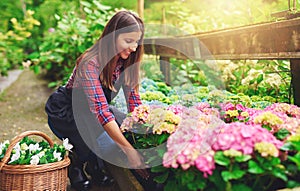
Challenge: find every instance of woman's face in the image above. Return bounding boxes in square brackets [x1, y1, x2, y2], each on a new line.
[116, 31, 142, 60]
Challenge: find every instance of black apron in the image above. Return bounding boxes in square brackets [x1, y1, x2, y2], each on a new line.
[45, 77, 127, 162]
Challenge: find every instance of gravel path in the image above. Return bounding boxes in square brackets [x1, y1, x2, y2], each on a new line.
[0, 69, 57, 142]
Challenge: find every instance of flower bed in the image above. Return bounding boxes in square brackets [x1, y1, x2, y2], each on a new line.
[118, 79, 300, 191]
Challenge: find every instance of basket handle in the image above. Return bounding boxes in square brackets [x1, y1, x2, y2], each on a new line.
[0, 131, 54, 171]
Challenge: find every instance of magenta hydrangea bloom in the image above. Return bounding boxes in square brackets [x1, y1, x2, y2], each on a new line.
[212, 122, 283, 155]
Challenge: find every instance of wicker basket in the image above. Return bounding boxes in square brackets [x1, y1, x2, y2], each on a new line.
[0, 131, 70, 191]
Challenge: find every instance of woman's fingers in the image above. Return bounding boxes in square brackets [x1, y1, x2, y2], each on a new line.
[125, 148, 150, 179]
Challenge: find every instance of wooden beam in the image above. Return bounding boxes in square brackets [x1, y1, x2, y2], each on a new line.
[144, 17, 300, 60]
[159, 56, 171, 85]
[137, 0, 144, 20]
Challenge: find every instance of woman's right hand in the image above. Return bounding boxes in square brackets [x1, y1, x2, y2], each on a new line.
[125, 148, 150, 179]
[103, 121, 150, 179]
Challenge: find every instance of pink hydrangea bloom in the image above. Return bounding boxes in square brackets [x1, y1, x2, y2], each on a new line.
[212, 122, 283, 155]
[193, 102, 211, 111]
[167, 104, 186, 115]
[163, 108, 223, 176]
[194, 151, 215, 177]
[265, 103, 300, 119]
[131, 105, 150, 123]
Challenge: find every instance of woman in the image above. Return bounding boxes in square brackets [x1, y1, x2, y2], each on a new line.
[45, 10, 149, 191]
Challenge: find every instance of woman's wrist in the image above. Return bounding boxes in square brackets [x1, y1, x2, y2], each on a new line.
[103, 120, 134, 152]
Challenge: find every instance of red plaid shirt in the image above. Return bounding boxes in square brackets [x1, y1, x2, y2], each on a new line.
[66, 57, 142, 126]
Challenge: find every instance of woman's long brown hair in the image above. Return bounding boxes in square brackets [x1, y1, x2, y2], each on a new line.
[77, 10, 144, 91]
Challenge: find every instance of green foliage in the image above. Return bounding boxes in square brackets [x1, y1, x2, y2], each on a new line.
[219, 59, 292, 103]
[0, 10, 40, 76]
[159, 58, 291, 104]
[0, 0, 24, 32]
[0, 0, 85, 77]
[100, 0, 137, 11]
[169, 58, 208, 86]
[33, 0, 80, 33]
[144, 0, 291, 33]
[29, 1, 113, 86]
[140, 56, 164, 81]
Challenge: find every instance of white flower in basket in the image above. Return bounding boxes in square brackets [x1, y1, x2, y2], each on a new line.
[0, 133, 72, 165]
[0, 131, 72, 191]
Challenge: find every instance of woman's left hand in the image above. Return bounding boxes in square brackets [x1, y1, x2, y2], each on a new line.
[125, 148, 149, 179]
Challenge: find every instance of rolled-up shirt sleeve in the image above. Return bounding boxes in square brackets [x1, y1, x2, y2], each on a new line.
[78, 59, 115, 126]
[128, 88, 142, 112]
[123, 85, 142, 112]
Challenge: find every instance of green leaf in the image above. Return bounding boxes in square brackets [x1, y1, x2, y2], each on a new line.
[221, 165, 246, 181]
[90, 23, 105, 31]
[249, 79, 255, 85]
[54, 14, 61, 20]
[80, 1, 92, 8]
[235, 155, 251, 162]
[158, 134, 169, 144]
[18, 155, 27, 165]
[27, 52, 39, 59]
[287, 180, 300, 188]
[39, 156, 48, 164]
[78, 45, 86, 53]
[278, 65, 289, 71]
[93, 1, 111, 10]
[271, 168, 287, 181]
[187, 177, 206, 190]
[288, 154, 300, 169]
[292, 141, 300, 151]
[256, 74, 264, 84]
[248, 160, 264, 174]
[32, 65, 40, 74]
[274, 128, 290, 140]
[181, 170, 195, 184]
[45, 63, 52, 70]
[164, 180, 181, 191]
[280, 142, 294, 151]
[208, 171, 226, 190]
[83, 7, 92, 14]
[153, 171, 169, 184]
[151, 165, 167, 173]
[221, 171, 232, 181]
[146, 155, 161, 164]
[214, 151, 230, 166]
[157, 147, 167, 157]
[48, 81, 57, 88]
[232, 183, 252, 191]
[270, 157, 280, 166]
